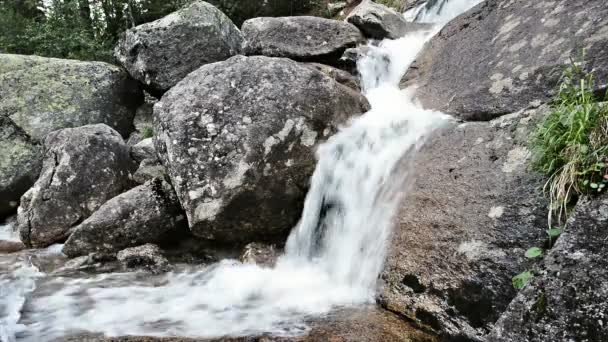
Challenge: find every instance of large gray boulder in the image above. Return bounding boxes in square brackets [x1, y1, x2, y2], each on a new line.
[63, 179, 184, 257]
[154, 55, 370, 243]
[17, 124, 136, 248]
[402, 0, 608, 121]
[0, 116, 42, 219]
[115, 1, 244, 96]
[0, 54, 142, 140]
[347, 0, 429, 39]
[490, 194, 608, 342]
[379, 107, 549, 339]
[242, 16, 364, 65]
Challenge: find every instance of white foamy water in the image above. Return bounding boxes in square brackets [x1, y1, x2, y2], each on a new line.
[1, 1, 483, 341]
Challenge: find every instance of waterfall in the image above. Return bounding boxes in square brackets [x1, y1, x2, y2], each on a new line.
[0, 1, 484, 341]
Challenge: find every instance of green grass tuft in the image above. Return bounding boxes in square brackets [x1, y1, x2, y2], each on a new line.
[141, 126, 154, 139]
[531, 60, 608, 225]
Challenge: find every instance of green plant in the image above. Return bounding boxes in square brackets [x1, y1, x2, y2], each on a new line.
[531, 60, 608, 225]
[512, 270, 533, 290]
[141, 126, 154, 139]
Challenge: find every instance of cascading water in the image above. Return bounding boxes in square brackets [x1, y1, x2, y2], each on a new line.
[0, 1, 483, 341]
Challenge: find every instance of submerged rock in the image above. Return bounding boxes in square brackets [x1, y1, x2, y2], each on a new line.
[115, 1, 244, 96]
[242, 16, 364, 65]
[347, 0, 430, 39]
[63, 179, 184, 257]
[239, 242, 279, 267]
[379, 107, 549, 339]
[117, 243, 170, 272]
[0, 116, 42, 219]
[0, 240, 25, 253]
[490, 194, 608, 341]
[18, 124, 136, 248]
[0, 54, 142, 140]
[402, 0, 608, 120]
[154, 55, 370, 244]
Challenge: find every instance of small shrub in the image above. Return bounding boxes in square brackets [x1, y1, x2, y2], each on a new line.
[531, 61, 608, 224]
[141, 126, 154, 139]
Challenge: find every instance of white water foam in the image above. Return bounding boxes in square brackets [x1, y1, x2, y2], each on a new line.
[1, 1, 484, 341]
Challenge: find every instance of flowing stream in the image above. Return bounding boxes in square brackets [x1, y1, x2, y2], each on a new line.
[0, 1, 482, 341]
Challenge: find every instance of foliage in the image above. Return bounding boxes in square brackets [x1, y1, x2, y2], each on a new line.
[0, 0, 330, 63]
[524, 247, 543, 259]
[512, 271, 533, 290]
[141, 126, 154, 139]
[531, 61, 608, 225]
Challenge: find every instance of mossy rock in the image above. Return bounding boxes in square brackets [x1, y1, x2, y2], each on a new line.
[0, 54, 143, 141]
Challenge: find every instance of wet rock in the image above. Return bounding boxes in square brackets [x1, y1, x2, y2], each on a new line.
[379, 107, 550, 339]
[17, 124, 136, 248]
[0, 116, 42, 219]
[154, 55, 370, 243]
[239, 242, 279, 268]
[340, 46, 390, 75]
[117, 243, 170, 272]
[0, 54, 142, 140]
[347, 0, 429, 39]
[131, 138, 157, 163]
[489, 194, 608, 342]
[242, 16, 364, 65]
[63, 179, 184, 257]
[115, 1, 244, 96]
[303, 63, 360, 91]
[402, 0, 608, 121]
[0, 240, 25, 253]
[399, 0, 427, 12]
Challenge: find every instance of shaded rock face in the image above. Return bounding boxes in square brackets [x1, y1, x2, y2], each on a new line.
[402, 0, 608, 121]
[115, 1, 244, 97]
[347, 0, 425, 39]
[131, 138, 157, 163]
[0, 240, 25, 254]
[17, 124, 136, 248]
[0, 54, 142, 140]
[117, 243, 171, 273]
[379, 107, 549, 339]
[154, 55, 370, 243]
[0, 116, 42, 219]
[490, 195, 608, 342]
[242, 16, 364, 65]
[63, 179, 185, 257]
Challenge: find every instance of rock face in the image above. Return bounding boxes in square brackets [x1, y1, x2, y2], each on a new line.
[154, 55, 370, 243]
[403, 0, 608, 120]
[131, 138, 157, 163]
[402, 0, 608, 121]
[17, 124, 136, 248]
[242, 16, 364, 65]
[490, 194, 608, 342]
[0, 54, 142, 140]
[379, 107, 549, 339]
[63, 179, 184, 257]
[347, 0, 426, 39]
[115, 1, 244, 96]
[0, 116, 42, 219]
[117, 243, 170, 272]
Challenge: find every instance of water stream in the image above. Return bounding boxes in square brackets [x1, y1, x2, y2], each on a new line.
[0, 1, 483, 341]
